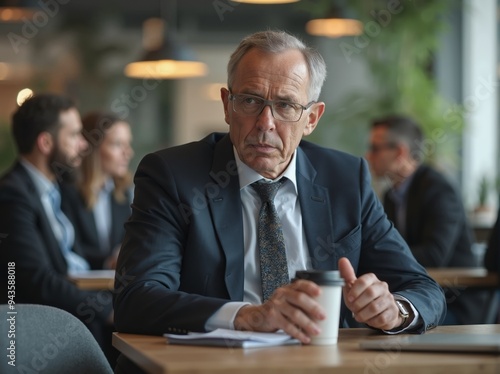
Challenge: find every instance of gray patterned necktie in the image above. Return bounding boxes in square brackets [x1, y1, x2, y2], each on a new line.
[252, 179, 289, 302]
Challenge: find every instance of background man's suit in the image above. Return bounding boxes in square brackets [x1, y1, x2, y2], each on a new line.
[485, 206, 500, 272]
[383, 165, 489, 324]
[114, 133, 445, 335]
[0, 162, 112, 339]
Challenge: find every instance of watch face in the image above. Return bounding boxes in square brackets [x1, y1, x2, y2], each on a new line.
[396, 301, 409, 317]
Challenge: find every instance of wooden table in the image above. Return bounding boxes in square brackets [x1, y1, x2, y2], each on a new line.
[113, 324, 500, 374]
[426, 267, 499, 288]
[425, 268, 499, 324]
[69, 268, 499, 291]
[67, 269, 115, 290]
[474, 225, 493, 243]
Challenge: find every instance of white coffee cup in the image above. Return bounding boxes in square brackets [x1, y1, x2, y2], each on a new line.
[295, 270, 344, 345]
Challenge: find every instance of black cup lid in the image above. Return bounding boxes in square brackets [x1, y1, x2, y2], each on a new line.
[294, 270, 345, 286]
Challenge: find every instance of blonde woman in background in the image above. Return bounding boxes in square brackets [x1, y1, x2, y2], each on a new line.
[62, 111, 134, 269]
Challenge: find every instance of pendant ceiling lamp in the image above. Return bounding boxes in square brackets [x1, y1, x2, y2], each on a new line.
[124, 0, 207, 80]
[306, 5, 362, 38]
[0, 7, 34, 22]
[0, 0, 34, 22]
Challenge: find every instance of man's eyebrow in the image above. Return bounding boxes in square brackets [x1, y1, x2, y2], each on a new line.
[273, 93, 302, 102]
[238, 91, 263, 98]
[236, 91, 300, 103]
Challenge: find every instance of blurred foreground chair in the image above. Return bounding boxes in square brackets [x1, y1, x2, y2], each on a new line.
[0, 303, 112, 374]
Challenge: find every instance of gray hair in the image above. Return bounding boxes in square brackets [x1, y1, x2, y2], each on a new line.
[227, 30, 327, 101]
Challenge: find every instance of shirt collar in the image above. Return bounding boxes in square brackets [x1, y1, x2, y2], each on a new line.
[102, 177, 115, 193]
[233, 147, 298, 193]
[19, 158, 57, 198]
[390, 169, 416, 202]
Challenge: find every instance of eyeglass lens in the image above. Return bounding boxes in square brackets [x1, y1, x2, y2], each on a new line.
[231, 94, 305, 122]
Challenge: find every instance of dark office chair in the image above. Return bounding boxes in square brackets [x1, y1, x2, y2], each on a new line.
[0, 303, 112, 374]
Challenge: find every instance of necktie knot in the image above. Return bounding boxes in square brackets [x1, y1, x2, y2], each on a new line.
[252, 179, 284, 203]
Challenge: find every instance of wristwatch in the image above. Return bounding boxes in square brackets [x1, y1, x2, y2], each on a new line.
[395, 300, 410, 326]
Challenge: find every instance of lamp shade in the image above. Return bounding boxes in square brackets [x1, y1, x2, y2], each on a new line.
[124, 37, 207, 79]
[0, 6, 34, 22]
[306, 18, 363, 38]
[124, 1, 208, 80]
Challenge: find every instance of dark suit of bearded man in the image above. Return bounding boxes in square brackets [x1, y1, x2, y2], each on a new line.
[0, 162, 113, 337]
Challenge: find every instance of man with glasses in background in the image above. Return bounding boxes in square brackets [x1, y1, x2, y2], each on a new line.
[484, 207, 500, 274]
[365, 114, 488, 325]
[114, 30, 446, 372]
[484, 207, 500, 323]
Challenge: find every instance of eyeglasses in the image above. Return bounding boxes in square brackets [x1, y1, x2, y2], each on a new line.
[367, 143, 397, 153]
[228, 92, 316, 122]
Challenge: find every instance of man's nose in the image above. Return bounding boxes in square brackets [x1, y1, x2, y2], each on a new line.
[255, 104, 276, 132]
[79, 135, 88, 151]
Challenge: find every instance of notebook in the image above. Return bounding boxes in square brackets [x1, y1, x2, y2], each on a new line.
[359, 333, 500, 353]
[164, 328, 300, 348]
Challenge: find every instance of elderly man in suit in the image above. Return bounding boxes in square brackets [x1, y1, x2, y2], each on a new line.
[0, 93, 114, 364]
[114, 31, 445, 371]
[365, 114, 489, 325]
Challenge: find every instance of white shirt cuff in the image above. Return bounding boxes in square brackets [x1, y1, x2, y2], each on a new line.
[205, 302, 251, 331]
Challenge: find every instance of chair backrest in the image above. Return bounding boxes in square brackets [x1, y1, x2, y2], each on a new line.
[0, 303, 112, 374]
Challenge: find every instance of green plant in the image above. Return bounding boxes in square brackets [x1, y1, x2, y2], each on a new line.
[477, 176, 490, 208]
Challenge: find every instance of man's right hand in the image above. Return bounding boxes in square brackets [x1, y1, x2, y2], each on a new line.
[233, 280, 326, 344]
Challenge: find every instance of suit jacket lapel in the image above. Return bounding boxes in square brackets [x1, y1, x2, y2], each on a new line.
[15, 162, 69, 273]
[207, 135, 245, 300]
[404, 165, 425, 243]
[383, 191, 397, 225]
[294, 152, 353, 327]
[295, 149, 336, 271]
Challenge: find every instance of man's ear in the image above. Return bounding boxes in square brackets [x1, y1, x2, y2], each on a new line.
[221, 87, 230, 125]
[37, 132, 54, 155]
[303, 102, 325, 136]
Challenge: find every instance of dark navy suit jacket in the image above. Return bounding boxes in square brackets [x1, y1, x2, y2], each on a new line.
[114, 133, 445, 336]
[384, 165, 476, 267]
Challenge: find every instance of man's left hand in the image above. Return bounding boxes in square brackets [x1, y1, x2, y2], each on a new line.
[338, 257, 404, 330]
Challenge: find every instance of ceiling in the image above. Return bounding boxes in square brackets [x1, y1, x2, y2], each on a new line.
[0, 0, 314, 43]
